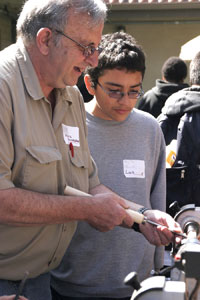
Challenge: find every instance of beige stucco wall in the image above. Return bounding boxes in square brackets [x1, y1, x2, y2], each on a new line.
[104, 21, 200, 92]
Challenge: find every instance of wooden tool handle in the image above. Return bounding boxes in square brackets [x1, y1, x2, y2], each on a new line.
[64, 185, 91, 197]
[126, 209, 145, 224]
[64, 185, 144, 224]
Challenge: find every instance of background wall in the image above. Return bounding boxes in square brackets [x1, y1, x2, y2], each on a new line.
[0, 14, 13, 50]
[104, 5, 200, 92]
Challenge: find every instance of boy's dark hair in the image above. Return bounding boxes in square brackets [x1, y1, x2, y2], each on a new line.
[190, 51, 200, 85]
[85, 31, 146, 88]
[161, 56, 187, 84]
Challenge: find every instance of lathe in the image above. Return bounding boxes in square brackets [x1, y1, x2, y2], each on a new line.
[124, 204, 200, 300]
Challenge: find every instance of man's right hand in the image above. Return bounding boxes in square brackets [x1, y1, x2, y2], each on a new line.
[87, 186, 134, 232]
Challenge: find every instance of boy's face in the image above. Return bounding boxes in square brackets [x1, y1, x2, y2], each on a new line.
[86, 69, 143, 122]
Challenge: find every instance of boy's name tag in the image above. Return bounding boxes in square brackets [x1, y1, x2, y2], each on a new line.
[123, 160, 145, 178]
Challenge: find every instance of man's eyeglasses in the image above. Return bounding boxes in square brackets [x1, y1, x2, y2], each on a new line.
[55, 29, 102, 58]
[97, 81, 144, 100]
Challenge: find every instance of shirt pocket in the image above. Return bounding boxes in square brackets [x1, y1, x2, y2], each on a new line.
[21, 146, 62, 194]
[68, 147, 89, 191]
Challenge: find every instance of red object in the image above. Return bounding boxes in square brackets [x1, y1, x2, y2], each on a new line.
[69, 142, 74, 157]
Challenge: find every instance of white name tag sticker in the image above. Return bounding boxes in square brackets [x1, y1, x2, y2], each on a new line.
[62, 124, 80, 147]
[123, 160, 145, 178]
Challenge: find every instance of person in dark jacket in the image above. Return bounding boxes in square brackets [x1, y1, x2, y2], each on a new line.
[136, 56, 189, 118]
[158, 51, 200, 212]
[158, 53, 200, 145]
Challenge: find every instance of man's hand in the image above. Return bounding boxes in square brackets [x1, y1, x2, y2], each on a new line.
[85, 192, 134, 232]
[138, 209, 183, 246]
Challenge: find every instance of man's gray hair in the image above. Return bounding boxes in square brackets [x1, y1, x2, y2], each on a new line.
[190, 51, 200, 85]
[16, 0, 107, 45]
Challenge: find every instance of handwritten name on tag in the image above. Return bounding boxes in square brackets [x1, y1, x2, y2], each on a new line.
[123, 160, 145, 178]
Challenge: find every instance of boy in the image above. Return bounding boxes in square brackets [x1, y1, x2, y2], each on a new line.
[51, 32, 181, 300]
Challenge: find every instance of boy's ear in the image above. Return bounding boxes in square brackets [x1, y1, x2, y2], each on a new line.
[84, 75, 95, 96]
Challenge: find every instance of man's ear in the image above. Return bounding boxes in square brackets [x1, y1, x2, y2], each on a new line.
[36, 28, 53, 55]
[84, 74, 95, 96]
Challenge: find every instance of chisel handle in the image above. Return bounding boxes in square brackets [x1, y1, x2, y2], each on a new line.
[64, 185, 145, 224]
[126, 209, 145, 224]
[64, 185, 91, 197]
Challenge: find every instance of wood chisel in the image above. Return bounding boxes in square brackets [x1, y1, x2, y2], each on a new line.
[64, 185, 186, 238]
[126, 208, 186, 238]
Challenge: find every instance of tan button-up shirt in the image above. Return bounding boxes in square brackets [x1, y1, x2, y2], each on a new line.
[0, 41, 99, 280]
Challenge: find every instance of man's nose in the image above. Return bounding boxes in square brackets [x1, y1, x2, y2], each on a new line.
[85, 51, 99, 67]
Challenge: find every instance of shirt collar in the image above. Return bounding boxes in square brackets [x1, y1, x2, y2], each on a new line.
[16, 39, 44, 100]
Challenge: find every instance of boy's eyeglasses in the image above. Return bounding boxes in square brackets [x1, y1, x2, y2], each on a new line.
[55, 29, 102, 58]
[97, 81, 144, 100]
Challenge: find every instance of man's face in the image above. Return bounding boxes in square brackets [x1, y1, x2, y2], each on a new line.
[47, 11, 104, 88]
[92, 69, 143, 122]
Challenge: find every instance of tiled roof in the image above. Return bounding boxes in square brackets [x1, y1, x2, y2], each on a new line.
[105, 0, 200, 3]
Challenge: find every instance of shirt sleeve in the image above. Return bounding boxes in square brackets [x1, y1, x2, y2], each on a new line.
[150, 126, 166, 212]
[0, 78, 15, 190]
[77, 87, 100, 191]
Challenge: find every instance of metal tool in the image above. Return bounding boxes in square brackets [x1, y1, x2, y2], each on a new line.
[126, 208, 186, 238]
[144, 218, 187, 238]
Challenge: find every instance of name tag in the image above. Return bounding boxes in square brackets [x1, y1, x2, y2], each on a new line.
[62, 124, 80, 147]
[123, 160, 145, 178]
